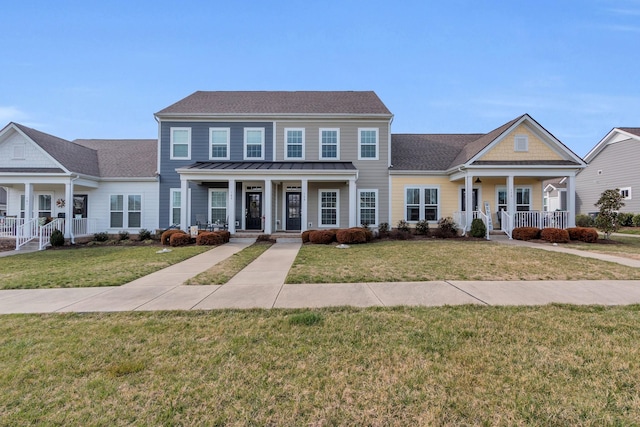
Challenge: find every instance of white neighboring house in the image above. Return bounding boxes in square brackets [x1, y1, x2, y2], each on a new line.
[543, 178, 567, 212]
[0, 122, 158, 249]
[0, 186, 6, 216]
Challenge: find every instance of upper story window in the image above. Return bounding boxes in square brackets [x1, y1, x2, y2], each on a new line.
[210, 128, 230, 160]
[320, 129, 339, 160]
[285, 128, 305, 160]
[359, 128, 378, 160]
[170, 127, 191, 160]
[244, 128, 264, 160]
[514, 135, 528, 152]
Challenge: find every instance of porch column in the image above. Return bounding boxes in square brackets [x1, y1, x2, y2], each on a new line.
[301, 178, 308, 232]
[507, 175, 515, 235]
[64, 179, 74, 242]
[227, 179, 236, 234]
[264, 179, 272, 234]
[349, 178, 357, 227]
[180, 178, 189, 232]
[567, 175, 576, 227]
[465, 175, 473, 232]
[24, 183, 33, 222]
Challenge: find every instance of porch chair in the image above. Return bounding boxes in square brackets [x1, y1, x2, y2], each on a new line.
[195, 214, 212, 231]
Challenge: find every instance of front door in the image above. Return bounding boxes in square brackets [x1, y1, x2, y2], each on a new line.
[461, 188, 479, 212]
[245, 192, 262, 230]
[286, 192, 301, 231]
[73, 195, 88, 218]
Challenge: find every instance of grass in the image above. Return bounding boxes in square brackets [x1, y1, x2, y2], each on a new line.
[617, 227, 640, 235]
[186, 242, 273, 285]
[286, 240, 640, 283]
[0, 245, 211, 289]
[566, 236, 640, 260]
[1, 306, 640, 425]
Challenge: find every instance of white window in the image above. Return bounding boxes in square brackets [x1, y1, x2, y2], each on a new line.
[358, 128, 378, 160]
[620, 187, 632, 200]
[38, 194, 52, 218]
[170, 189, 181, 226]
[514, 135, 528, 152]
[110, 194, 142, 228]
[244, 128, 264, 160]
[170, 127, 191, 160]
[358, 189, 378, 226]
[516, 188, 531, 211]
[285, 128, 305, 160]
[13, 143, 25, 159]
[209, 189, 227, 224]
[110, 195, 124, 228]
[209, 128, 230, 160]
[320, 129, 339, 160]
[319, 190, 339, 227]
[497, 188, 507, 212]
[20, 195, 25, 218]
[405, 186, 439, 222]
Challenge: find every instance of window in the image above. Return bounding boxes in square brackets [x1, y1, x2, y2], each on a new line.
[244, 128, 264, 160]
[170, 128, 191, 160]
[620, 187, 632, 200]
[516, 188, 531, 211]
[20, 195, 25, 218]
[285, 128, 304, 160]
[209, 189, 227, 223]
[320, 129, 339, 159]
[405, 186, 439, 222]
[514, 135, 528, 152]
[358, 190, 378, 226]
[13, 143, 25, 159]
[358, 128, 378, 160]
[497, 188, 507, 212]
[38, 195, 52, 218]
[319, 190, 339, 227]
[170, 189, 181, 226]
[209, 128, 230, 160]
[110, 194, 142, 228]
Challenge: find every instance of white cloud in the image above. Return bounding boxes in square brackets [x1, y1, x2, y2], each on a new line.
[0, 106, 28, 123]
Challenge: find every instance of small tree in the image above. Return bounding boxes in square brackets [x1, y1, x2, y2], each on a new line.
[594, 189, 625, 239]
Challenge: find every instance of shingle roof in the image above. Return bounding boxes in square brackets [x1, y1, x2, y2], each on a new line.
[156, 91, 392, 116]
[182, 161, 357, 172]
[619, 127, 640, 137]
[73, 139, 157, 178]
[13, 123, 100, 176]
[391, 134, 482, 170]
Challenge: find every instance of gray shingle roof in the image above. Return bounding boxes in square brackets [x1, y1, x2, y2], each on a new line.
[391, 134, 482, 170]
[73, 139, 157, 178]
[619, 127, 640, 137]
[156, 91, 392, 116]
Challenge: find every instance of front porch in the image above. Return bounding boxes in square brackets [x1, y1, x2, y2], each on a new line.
[0, 217, 98, 250]
[454, 210, 571, 239]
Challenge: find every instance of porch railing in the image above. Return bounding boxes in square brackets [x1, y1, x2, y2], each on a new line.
[452, 211, 482, 233]
[38, 218, 65, 250]
[500, 211, 512, 239]
[0, 217, 24, 237]
[71, 218, 98, 237]
[16, 218, 39, 250]
[513, 211, 569, 230]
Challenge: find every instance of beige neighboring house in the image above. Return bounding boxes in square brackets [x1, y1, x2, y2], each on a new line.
[390, 114, 587, 237]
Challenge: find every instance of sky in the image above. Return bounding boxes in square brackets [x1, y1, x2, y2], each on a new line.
[1, 0, 639, 157]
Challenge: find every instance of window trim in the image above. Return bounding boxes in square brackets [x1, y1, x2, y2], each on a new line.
[358, 128, 379, 160]
[516, 186, 532, 211]
[13, 143, 26, 160]
[284, 128, 305, 160]
[208, 189, 228, 224]
[620, 187, 632, 200]
[209, 127, 230, 160]
[514, 134, 529, 152]
[170, 127, 191, 160]
[109, 193, 142, 229]
[319, 128, 340, 160]
[358, 189, 378, 227]
[244, 128, 265, 160]
[318, 189, 340, 228]
[127, 194, 142, 229]
[404, 185, 440, 223]
[169, 189, 181, 227]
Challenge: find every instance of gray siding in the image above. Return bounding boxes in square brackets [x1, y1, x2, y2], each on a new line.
[576, 139, 640, 214]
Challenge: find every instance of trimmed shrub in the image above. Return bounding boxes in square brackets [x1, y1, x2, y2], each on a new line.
[540, 227, 570, 243]
[50, 229, 65, 247]
[138, 229, 152, 241]
[512, 227, 541, 241]
[618, 212, 635, 227]
[633, 214, 640, 227]
[118, 230, 130, 241]
[575, 214, 595, 227]
[301, 230, 313, 243]
[169, 232, 192, 247]
[336, 228, 367, 244]
[438, 217, 458, 238]
[93, 232, 109, 242]
[567, 227, 599, 243]
[378, 222, 390, 238]
[470, 218, 487, 238]
[389, 229, 414, 240]
[361, 227, 373, 242]
[396, 219, 410, 233]
[217, 230, 231, 243]
[161, 229, 186, 246]
[196, 231, 223, 246]
[415, 220, 430, 236]
[309, 230, 336, 244]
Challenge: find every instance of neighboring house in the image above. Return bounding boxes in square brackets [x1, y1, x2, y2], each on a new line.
[389, 114, 586, 234]
[0, 122, 158, 245]
[154, 91, 393, 233]
[543, 178, 567, 212]
[576, 127, 640, 215]
[0, 186, 6, 216]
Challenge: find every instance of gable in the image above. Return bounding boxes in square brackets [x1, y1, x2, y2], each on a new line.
[477, 123, 564, 162]
[0, 128, 60, 169]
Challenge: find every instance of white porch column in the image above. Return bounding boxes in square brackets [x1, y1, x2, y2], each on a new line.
[465, 175, 473, 232]
[507, 175, 515, 234]
[180, 179, 189, 232]
[227, 179, 236, 234]
[24, 183, 33, 222]
[349, 178, 357, 228]
[567, 175, 576, 227]
[65, 179, 74, 242]
[301, 178, 308, 232]
[264, 179, 272, 234]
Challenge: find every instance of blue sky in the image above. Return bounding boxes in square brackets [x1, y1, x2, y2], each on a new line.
[1, 0, 638, 156]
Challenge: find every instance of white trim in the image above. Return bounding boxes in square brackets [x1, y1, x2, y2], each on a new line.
[358, 128, 379, 160]
[243, 128, 265, 160]
[12, 142, 26, 160]
[170, 127, 191, 160]
[403, 185, 440, 223]
[209, 127, 231, 160]
[109, 193, 143, 229]
[357, 189, 378, 227]
[318, 189, 340, 228]
[514, 134, 528, 152]
[457, 185, 482, 212]
[169, 188, 181, 226]
[284, 128, 305, 160]
[515, 186, 533, 211]
[620, 187, 632, 200]
[319, 128, 340, 160]
[208, 188, 228, 224]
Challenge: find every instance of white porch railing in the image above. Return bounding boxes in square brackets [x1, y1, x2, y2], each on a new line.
[71, 218, 98, 237]
[500, 211, 512, 239]
[16, 218, 39, 250]
[8, 217, 98, 251]
[513, 211, 570, 230]
[0, 217, 24, 237]
[453, 210, 490, 240]
[38, 218, 65, 250]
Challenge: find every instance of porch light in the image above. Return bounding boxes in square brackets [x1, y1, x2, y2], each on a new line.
[475, 177, 482, 183]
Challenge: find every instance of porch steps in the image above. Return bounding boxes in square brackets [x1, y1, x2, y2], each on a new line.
[17, 240, 40, 252]
[230, 232, 302, 243]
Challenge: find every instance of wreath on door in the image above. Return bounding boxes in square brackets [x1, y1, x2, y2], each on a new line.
[56, 198, 65, 208]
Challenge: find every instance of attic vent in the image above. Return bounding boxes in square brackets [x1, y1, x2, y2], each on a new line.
[12, 143, 26, 159]
[514, 135, 528, 152]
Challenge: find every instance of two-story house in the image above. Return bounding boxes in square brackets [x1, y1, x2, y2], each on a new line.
[155, 91, 393, 234]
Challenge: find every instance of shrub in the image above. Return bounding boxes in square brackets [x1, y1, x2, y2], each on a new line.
[257, 234, 275, 243]
[595, 189, 625, 239]
[169, 232, 192, 247]
[336, 228, 367, 244]
[196, 232, 223, 246]
[361, 227, 373, 242]
[378, 222, 390, 238]
[512, 227, 541, 241]
[138, 229, 152, 241]
[301, 230, 313, 243]
[309, 230, 336, 244]
[50, 229, 65, 247]
[93, 232, 109, 242]
[438, 217, 458, 238]
[389, 229, 414, 240]
[396, 219, 410, 233]
[634, 214, 640, 227]
[470, 218, 487, 238]
[161, 229, 186, 246]
[415, 220, 430, 235]
[567, 227, 599, 243]
[118, 230, 130, 241]
[540, 227, 570, 243]
[618, 212, 635, 227]
[575, 214, 595, 227]
[218, 230, 231, 243]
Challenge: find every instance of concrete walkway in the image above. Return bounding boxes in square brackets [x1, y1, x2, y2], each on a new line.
[1, 238, 640, 314]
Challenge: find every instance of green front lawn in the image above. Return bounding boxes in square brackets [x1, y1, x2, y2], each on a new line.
[566, 236, 640, 260]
